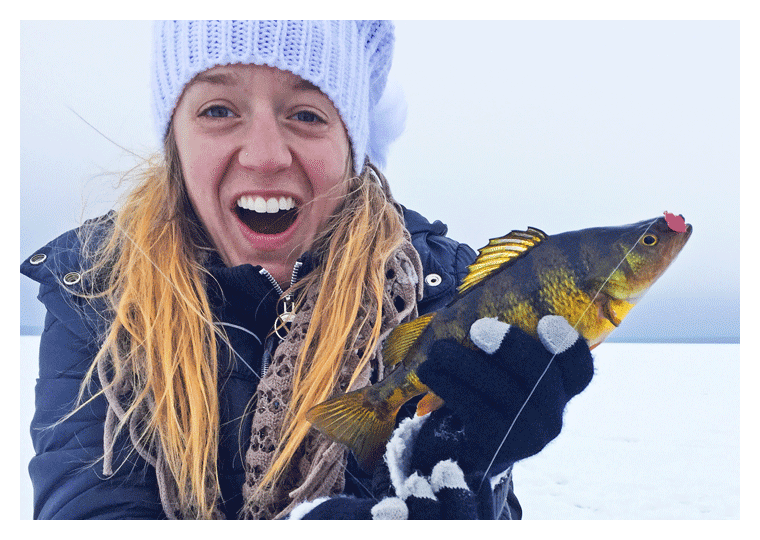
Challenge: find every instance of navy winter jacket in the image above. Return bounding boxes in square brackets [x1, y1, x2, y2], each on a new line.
[21, 207, 521, 519]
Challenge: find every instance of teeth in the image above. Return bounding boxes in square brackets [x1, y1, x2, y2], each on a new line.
[237, 196, 295, 213]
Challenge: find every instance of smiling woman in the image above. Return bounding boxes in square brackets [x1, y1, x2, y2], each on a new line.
[171, 64, 351, 285]
[21, 20, 595, 521]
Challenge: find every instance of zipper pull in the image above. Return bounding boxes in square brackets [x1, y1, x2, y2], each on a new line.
[261, 260, 305, 341]
[274, 294, 295, 340]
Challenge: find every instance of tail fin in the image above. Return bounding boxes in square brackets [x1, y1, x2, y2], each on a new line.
[306, 388, 397, 471]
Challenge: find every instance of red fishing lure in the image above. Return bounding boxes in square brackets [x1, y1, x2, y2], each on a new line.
[664, 211, 687, 233]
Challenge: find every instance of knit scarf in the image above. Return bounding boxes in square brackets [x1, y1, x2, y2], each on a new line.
[98, 235, 423, 520]
[240, 235, 423, 519]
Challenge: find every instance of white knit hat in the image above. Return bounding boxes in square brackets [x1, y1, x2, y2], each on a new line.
[152, 20, 405, 173]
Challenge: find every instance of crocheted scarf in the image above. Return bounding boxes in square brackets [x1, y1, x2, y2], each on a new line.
[99, 234, 423, 520]
[240, 235, 423, 519]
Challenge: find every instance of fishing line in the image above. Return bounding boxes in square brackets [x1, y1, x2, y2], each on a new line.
[476, 217, 659, 492]
[66, 106, 144, 160]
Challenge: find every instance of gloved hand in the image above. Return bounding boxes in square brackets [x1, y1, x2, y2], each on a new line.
[413, 315, 594, 477]
[289, 416, 479, 520]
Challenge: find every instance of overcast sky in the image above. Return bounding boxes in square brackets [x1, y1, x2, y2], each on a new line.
[19, 20, 740, 342]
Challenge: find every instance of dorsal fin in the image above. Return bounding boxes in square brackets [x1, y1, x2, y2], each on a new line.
[457, 227, 547, 294]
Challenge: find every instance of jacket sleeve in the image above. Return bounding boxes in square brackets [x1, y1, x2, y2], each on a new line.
[24, 233, 165, 519]
[402, 206, 478, 313]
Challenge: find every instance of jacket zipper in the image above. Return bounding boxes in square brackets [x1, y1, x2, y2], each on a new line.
[258, 261, 304, 376]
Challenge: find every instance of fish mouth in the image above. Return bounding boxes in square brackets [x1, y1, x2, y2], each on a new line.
[683, 223, 693, 242]
[234, 195, 299, 235]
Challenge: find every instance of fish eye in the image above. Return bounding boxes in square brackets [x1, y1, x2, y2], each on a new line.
[641, 234, 658, 246]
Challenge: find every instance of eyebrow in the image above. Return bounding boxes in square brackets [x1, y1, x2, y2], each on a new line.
[190, 70, 323, 94]
[293, 79, 322, 93]
[192, 72, 240, 86]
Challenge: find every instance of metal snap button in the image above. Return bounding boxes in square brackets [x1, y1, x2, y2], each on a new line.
[425, 273, 442, 287]
[29, 253, 47, 265]
[63, 272, 81, 286]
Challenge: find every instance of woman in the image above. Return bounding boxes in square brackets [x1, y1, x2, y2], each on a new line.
[21, 20, 594, 520]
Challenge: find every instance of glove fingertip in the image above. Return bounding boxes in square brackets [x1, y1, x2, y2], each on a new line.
[403, 473, 440, 519]
[537, 315, 580, 355]
[430, 460, 478, 519]
[401, 472, 437, 501]
[469, 317, 511, 354]
[371, 497, 409, 520]
[429, 459, 469, 493]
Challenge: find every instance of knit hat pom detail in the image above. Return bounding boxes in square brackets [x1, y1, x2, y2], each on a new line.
[368, 78, 407, 169]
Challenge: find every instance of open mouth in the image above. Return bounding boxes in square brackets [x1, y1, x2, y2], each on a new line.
[235, 195, 299, 235]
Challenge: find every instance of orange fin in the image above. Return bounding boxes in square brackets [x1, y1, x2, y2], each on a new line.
[382, 313, 435, 368]
[306, 388, 397, 471]
[416, 392, 445, 416]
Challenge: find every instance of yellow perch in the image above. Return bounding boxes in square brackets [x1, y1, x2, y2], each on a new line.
[307, 213, 692, 471]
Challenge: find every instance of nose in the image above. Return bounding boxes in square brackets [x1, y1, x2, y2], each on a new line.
[238, 111, 292, 173]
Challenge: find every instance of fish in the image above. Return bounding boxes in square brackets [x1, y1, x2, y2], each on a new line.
[306, 212, 693, 471]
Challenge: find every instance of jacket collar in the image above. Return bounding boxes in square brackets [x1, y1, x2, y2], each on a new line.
[204, 251, 315, 335]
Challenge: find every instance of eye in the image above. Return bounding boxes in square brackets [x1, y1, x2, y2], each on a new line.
[200, 105, 236, 118]
[291, 110, 325, 124]
[641, 234, 658, 246]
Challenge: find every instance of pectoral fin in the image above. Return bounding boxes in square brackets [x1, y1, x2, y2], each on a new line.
[602, 298, 634, 327]
[416, 392, 445, 416]
[382, 313, 435, 368]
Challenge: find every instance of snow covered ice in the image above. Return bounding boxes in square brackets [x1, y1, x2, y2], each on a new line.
[20, 337, 739, 520]
[513, 343, 739, 519]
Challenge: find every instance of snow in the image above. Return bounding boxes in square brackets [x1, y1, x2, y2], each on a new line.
[513, 343, 739, 519]
[19, 337, 740, 520]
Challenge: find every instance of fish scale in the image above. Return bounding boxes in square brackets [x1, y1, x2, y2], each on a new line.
[307, 214, 692, 472]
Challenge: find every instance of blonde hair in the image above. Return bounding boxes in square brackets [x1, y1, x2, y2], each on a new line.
[256, 162, 406, 494]
[75, 126, 406, 518]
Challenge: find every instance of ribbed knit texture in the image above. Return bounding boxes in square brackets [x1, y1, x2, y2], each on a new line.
[152, 20, 400, 173]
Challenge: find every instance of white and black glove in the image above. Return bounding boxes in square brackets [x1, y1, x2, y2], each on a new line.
[414, 315, 594, 477]
[290, 315, 592, 520]
[288, 415, 478, 520]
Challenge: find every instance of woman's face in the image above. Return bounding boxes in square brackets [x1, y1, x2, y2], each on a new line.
[172, 64, 351, 285]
